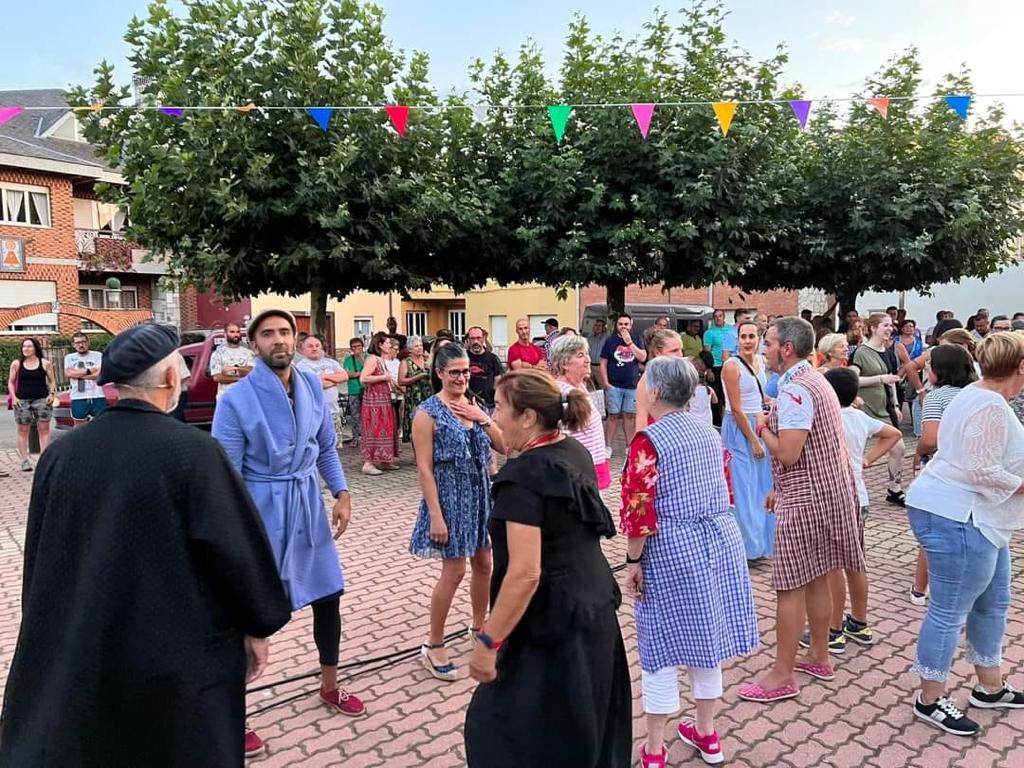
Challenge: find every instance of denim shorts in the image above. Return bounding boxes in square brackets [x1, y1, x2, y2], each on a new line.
[605, 385, 637, 415]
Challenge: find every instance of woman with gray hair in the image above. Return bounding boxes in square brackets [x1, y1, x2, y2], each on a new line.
[551, 334, 610, 488]
[621, 356, 759, 767]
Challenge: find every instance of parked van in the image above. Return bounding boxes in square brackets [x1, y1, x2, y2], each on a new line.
[580, 303, 716, 340]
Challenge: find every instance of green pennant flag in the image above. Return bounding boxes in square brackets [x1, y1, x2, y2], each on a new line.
[547, 104, 573, 144]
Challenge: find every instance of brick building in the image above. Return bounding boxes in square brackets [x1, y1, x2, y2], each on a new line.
[578, 283, 820, 320]
[0, 88, 183, 337]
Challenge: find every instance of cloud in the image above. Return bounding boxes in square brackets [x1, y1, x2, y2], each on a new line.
[825, 10, 856, 27]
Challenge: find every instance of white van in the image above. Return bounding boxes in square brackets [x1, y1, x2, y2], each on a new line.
[580, 302, 716, 339]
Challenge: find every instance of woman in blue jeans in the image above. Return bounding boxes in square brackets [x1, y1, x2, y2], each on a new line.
[905, 332, 1024, 738]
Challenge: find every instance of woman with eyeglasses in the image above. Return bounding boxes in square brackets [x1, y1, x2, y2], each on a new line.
[410, 344, 506, 682]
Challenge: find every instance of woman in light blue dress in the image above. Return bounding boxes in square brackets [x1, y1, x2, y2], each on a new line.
[721, 320, 775, 559]
[410, 344, 506, 682]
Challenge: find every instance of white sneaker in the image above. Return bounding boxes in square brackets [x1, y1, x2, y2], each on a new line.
[910, 588, 928, 606]
[361, 462, 383, 476]
[606, 446, 613, 459]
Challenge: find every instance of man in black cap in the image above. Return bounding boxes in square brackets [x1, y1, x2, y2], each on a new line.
[0, 324, 292, 767]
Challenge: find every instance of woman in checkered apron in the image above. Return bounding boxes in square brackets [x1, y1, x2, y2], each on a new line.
[621, 357, 759, 768]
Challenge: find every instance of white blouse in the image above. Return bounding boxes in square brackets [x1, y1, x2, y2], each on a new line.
[907, 384, 1024, 547]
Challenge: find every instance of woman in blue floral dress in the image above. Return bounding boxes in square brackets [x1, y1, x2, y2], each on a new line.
[410, 344, 506, 682]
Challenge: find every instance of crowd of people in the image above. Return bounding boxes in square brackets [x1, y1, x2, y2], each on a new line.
[3, 302, 1024, 767]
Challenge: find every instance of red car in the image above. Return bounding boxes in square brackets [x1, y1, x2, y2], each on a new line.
[54, 331, 231, 430]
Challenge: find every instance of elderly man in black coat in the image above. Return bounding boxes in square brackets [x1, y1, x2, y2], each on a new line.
[0, 324, 292, 767]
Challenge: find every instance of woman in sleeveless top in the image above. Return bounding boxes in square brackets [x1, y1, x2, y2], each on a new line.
[358, 333, 399, 475]
[410, 344, 506, 682]
[8, 338, 56, 472]
[399, 336, 433, 444]
[721, 320, 774, 560]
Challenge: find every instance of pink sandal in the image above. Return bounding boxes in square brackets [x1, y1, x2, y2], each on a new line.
[795, 661, 835, 681]
[737, 681, 800, 703]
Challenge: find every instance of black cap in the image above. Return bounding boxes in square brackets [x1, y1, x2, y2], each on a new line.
[247, 309, 297, 339]
[544, 317, 559, 328]
[98, 324, 180, 385]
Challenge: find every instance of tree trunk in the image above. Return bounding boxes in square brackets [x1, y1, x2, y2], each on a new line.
[606, 280, 626, 319]
[835, 287, 860, 319]
[310, 279, 329, 340]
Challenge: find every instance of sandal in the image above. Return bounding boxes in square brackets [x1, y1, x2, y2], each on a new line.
[795, 661, 835, 681]
[737, 681, 800, 703]
[420, 643, 457, 682]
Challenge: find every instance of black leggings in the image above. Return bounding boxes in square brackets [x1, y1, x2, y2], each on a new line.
[311, 593, 341, 667]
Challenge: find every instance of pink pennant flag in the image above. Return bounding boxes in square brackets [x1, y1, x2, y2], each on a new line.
[867, 97, 889, 119]
[385, 105, 410, 137]
[631, 103, 656, 139]
[789, 100, 812, 129]
[0, 106, 25, 127]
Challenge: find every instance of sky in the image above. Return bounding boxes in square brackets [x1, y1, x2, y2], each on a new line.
[4, 0, 1023, 122]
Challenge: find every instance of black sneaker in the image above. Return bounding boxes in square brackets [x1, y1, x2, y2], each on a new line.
[886, 489, 906, 507]
[914, 696, 980, 736]
[843, 615, 876, 646]
[799, 627, 846, 654]
[969, 682, 1024, 709]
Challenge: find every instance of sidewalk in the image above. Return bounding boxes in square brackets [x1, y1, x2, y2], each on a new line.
[1, 442, 1022, 767]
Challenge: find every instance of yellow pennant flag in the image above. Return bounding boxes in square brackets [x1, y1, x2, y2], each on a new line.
[712, 101, 737, 136]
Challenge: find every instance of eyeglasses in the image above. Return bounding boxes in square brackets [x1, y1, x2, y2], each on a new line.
[445, 369, 472, 378]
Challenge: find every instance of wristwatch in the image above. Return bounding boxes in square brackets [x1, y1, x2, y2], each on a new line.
[476, 630, 504, 650]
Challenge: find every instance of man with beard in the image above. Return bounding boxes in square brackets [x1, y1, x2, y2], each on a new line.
[212, 309, 365, 757]
[465, 326, 503, 410]
[0, 324, 291, 766]
[209, 321, 255, 400]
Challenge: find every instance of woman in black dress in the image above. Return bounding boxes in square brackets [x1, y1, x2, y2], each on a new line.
[464, 369, 631, 768]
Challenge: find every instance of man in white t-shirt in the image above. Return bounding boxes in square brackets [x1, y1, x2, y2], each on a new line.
[296, 335, 348, 442]
[64, 333, 106, 423]
[209, 322, 255, 400]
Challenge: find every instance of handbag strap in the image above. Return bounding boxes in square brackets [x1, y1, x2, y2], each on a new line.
[733, 355, 766, 401]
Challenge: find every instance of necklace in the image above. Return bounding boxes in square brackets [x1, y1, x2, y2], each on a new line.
[520, 430, 562, 453]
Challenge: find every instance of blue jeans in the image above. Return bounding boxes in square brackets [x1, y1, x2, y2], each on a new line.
[605, 385, 637, 416]
[907, 506, 1010, 682]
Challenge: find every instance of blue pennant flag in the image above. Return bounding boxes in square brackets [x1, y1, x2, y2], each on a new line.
[944, 95, 971, 120]
[306, 107, 334, 131]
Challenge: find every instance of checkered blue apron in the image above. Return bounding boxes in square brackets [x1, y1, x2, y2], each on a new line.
[634, 412, 760, 672]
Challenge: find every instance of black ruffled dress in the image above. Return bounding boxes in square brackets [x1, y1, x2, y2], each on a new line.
[464, 438, 632, 768]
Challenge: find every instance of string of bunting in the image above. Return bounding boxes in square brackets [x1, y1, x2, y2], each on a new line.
[0, 93, 1012, 142]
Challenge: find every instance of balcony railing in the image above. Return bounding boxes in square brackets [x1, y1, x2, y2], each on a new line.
[75, 228, 135, 272]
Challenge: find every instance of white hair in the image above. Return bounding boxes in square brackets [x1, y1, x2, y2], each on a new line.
[118, 351, 182, 390]
[645, 356, 698, 408]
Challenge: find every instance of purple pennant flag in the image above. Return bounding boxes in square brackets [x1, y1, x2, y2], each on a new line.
[159, 107, 185, 118]
[788, 100, 812, 129]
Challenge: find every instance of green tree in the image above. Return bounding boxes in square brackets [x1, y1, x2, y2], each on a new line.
[71, 0, 486, 336]
[468, 1, 802, 315]
[735, 49, 1024, 311]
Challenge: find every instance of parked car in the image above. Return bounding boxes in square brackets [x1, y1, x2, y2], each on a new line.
[54, 330, 233, 430]
[580, 302, 715, 339]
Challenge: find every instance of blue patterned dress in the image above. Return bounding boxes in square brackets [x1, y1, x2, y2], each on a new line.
[623, 411, 759, 671]
[409, 395, 492, 558]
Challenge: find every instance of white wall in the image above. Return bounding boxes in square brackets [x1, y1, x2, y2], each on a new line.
[858, 264, 1024, 324]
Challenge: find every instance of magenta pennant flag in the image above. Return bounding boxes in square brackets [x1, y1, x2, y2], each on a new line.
[159, 107, 185, 118]
[0, 106, 25, 127]
[385, 105, 410, 137]
[788, 100, 812, 129]
[631, 103, 656, 139]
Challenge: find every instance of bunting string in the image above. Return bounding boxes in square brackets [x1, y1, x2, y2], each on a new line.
[3, 92, 1021, 138]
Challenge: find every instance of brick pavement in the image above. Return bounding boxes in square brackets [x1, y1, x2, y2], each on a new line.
[2, 438, 1024, 768]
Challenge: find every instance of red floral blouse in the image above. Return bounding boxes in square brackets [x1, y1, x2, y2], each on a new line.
[619, 434, 735, 538]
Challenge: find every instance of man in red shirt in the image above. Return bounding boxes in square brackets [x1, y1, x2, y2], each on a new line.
[507, 318, 545, 370]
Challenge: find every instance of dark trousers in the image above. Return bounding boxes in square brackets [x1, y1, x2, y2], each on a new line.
[710, 366, 726, 427]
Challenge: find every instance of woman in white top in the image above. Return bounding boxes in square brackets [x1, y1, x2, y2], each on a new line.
[904, 332, 1024, 738]
[549, 335, 611, 489]
[382, 338, 405, 442]
[721, 320, 774, 560]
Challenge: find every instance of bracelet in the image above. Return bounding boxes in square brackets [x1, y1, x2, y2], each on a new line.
[756, 423, 768, 438]
[625, 553, 643, 564]
[476, 630, 504, 650]
[479, 418, 492, 428]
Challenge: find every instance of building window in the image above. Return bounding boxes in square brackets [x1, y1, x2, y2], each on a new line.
[448, 309, 466, 340]
[354, 317, 373, 344]
[406, 311, 427, 337]
[1, 185, 51, 227]
[489, 315, 508, 346]
[78, 285, 139, 330]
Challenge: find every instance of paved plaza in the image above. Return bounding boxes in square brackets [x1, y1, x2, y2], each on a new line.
[2, 436, 1023, 767]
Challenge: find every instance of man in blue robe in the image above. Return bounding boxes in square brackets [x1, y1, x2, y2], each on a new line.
[213, 309, 366, 757]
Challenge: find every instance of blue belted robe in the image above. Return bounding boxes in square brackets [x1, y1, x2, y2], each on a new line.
[213, 359, 347, 610]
